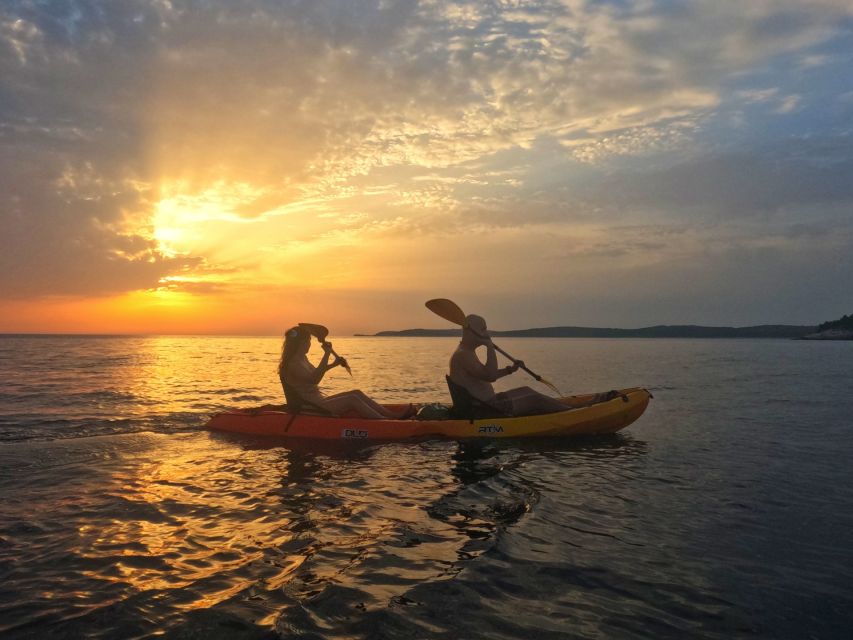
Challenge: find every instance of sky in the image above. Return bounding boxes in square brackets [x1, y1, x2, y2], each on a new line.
[1, 0, 852, 334]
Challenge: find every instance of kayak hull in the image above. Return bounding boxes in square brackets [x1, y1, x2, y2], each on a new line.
[205, 388, 652, 441]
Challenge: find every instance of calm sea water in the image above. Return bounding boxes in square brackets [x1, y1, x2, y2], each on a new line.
[1, 335, 852, 639]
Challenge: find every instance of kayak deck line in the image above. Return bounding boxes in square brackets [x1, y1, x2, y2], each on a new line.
[205, 388, 652, 441]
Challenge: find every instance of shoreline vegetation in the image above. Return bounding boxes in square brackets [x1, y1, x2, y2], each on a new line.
[801, 313, 853, 340]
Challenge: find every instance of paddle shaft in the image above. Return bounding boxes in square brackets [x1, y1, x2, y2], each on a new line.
[470, 329, 548, 384]
[490, 342, 539, 381]
[324, 342, 352, 376]
[424, 298, 561, 395]
[464, 324, 559, 391]
[298, 323, 352, 375]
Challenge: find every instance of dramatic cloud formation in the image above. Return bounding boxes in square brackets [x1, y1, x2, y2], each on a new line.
[1, 0, 852, 332]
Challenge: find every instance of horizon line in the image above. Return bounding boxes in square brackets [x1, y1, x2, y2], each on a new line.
[0, 320, 820, 339]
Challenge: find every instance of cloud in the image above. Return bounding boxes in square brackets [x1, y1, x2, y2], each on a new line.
[737, 88, 780, 103]
[0, 140, 198, 296]
[1, 0, 852, 324]
[581, 136, 853, 218]
[774, 94, 801, 114]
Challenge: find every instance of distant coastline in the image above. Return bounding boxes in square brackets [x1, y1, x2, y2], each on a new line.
[357, 324, 818, 339]
[800, 313, 853, 340]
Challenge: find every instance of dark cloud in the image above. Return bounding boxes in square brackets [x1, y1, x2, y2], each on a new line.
[582, 136, 853, 219]
[0, 1, 170, 296]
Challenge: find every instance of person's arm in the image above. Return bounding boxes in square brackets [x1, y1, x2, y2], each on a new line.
[483, 342, 500, 381]
[287, 351, 340, 387]
[461, 343, 521, 382]
[488, 343, 522, 380]
[456, 344, 501, 382]
[496, 358, 522, 379]
[310, 342, 341, 384]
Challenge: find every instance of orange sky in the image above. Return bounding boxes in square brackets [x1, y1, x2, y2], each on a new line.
[2, 1, 852, 334]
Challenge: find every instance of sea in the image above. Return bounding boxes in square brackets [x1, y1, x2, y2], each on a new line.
[0, 335, 851, 639]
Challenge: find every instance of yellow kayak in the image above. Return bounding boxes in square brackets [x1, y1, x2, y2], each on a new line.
[206, 387, 652, 441]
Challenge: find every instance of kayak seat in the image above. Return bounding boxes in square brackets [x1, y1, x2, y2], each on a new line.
[446, 376, 512, 421]
[280, 379, 337, 417]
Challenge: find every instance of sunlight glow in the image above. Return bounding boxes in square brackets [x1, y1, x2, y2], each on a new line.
[152, 181, 271, 256]
[4, 0, 851, 333]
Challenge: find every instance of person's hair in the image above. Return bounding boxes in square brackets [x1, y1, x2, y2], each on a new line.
[278, 326, 310, 380]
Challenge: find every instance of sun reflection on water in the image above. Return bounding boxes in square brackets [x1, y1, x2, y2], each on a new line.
[3, 408, 552, 637]
[72, 437, 300, 620]
[50, 431, 496, 637]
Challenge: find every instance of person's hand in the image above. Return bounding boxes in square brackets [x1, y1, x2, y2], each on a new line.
[321, 341, 334, 354]
[511, 360, 524, 372]
[336, 356, 348, 369]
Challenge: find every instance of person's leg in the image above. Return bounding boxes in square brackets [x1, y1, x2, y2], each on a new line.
[350, 390, 399, 417]
[503, 386, 567, 416]
[328, 389, 412, 418]
[323, 392, 387, 419]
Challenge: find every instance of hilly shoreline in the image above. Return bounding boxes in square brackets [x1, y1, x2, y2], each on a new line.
[358, 324, 818, 339]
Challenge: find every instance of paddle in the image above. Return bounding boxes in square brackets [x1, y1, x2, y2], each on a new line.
[298, 323, 353, 376]
[424, 298, 563, 396]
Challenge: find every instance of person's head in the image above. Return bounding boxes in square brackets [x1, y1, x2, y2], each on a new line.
[461, 314, 490, 346]
[278, 325, 311, 377]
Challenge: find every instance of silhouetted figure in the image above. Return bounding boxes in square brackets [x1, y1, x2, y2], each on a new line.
[449, 314, 567, 417]
[278, 325, 413, 419]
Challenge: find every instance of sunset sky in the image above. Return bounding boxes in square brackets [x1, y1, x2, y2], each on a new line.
[1, 1, 852, 334]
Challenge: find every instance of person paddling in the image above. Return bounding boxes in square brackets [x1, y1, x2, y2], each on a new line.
[279, 325, 414, 419]
[449, 314, 568, 416]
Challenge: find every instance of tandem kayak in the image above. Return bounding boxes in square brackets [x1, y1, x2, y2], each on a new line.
[205, 387, 652, 441]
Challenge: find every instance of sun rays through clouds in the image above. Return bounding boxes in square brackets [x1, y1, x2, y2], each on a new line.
[1, 1, 852, 332]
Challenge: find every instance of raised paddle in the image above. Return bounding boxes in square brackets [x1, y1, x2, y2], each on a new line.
[424, 298, 563, 396]
[298, 322, 353, 376]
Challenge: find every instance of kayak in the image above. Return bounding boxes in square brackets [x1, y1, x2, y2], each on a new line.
[205, 387, 652, 441]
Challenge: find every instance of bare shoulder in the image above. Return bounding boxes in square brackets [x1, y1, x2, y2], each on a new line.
[450, 347, 479, 373]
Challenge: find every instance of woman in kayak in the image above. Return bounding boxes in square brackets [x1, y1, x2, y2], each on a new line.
[278, 325, 413, 419]
[449, 314, 568, 416]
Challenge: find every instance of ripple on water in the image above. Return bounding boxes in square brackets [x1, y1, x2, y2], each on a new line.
[2, 337, 853, 639]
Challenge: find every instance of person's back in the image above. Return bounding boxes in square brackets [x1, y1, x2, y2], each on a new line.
[447, 314, 518, 415]
[449, 344, 498, 403]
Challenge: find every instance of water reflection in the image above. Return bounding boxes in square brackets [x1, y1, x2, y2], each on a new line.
[5, 335, 853, 639]
[1, 416, 651, 638]
[268, 434, 651, 637]
[426, 435, 648, 563]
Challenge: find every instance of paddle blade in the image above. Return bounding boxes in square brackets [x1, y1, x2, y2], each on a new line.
[425, 299, 468, 327]
[337, 356, 353, 376]
[298, 322, 329, 342]
[539, 378, 564, 397]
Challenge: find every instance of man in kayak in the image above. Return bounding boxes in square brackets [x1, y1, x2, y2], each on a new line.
[449, 314, 569, 416]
